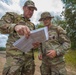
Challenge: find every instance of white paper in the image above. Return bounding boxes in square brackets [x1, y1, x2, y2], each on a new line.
[13, 27, 48, 53]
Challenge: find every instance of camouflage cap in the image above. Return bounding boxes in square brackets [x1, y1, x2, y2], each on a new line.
[24, 0, 37, 11]
[39, 12, 54, 21]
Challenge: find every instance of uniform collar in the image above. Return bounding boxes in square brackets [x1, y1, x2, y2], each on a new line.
[21, 14, 30, 21]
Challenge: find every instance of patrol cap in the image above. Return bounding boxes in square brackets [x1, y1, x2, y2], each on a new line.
[24, 0, 37, 11]
[39, 12, 54, 21]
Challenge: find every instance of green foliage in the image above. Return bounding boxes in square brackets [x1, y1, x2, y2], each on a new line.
[52, 16, 67, 29]
[61, 0, 76, 49]
[36, 22, 44, 29]
[0, 47, 6, 51]
[65, 50, 76, 68]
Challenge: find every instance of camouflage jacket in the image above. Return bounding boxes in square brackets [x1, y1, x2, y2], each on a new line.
[0, 12, 21, 33]
[39, 25, 71, 65]
[0, 12, 35, 56]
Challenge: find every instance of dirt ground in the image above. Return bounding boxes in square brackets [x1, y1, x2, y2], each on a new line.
[0, 51, 76, 75]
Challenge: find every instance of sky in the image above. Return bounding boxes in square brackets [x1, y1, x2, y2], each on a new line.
[0, 0, 64, 47]
[0, 34, 8, 47]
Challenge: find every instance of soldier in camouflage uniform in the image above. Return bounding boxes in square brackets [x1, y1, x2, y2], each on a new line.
[38, 12, 71, 75]
[0, 1, 39, 75]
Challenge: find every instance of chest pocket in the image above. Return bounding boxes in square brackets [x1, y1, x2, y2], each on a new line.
[49, 30, 58, 42]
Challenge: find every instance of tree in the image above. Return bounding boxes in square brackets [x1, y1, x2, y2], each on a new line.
[0, 47, 6, 51]
[52, 15, 67, 29]
[61, 0, 76, 49]
[36, 22, 44, 29]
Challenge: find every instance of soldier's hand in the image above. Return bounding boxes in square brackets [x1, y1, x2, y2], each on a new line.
[15, 25, 30, 38]
[46, 50, 56, 58]
[32, 42, 40, 49]
[38, 54, 42, 60]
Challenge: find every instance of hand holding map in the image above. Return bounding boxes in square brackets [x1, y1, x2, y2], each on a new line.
[13, 27, 48, 53]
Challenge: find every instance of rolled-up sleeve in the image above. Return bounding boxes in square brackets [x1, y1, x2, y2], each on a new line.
[8, 24, 17, 33]
[0, 23, 17, 34]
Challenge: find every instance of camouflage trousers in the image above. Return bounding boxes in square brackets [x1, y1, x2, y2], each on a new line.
[40, 62, 67, 75]
[2, 50, 35, 75]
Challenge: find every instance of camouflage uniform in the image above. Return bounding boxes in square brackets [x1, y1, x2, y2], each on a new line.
[0, 12, 21, 34]
[0, 0, 37, 74]
[0, 12, 35, 75]
[39, 12, 71, 75]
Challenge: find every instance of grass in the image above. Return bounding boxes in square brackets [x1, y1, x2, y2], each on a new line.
[34, 51, 39, 62]
[65, 50, 76, 69]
